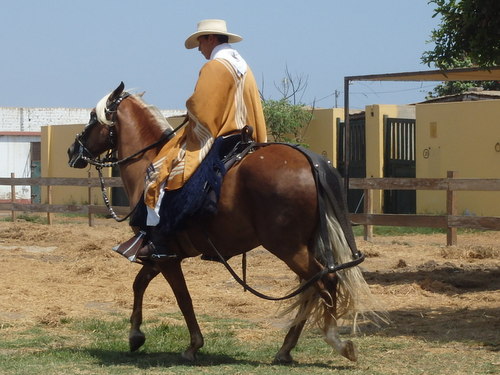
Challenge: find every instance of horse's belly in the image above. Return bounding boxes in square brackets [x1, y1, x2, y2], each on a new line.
[215, 145, 318, 249]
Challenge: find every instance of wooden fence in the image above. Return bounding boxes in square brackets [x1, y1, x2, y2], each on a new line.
[1, 172, 500, 245]
[0, 174, 127, 227]
[350, 171, 500, 245]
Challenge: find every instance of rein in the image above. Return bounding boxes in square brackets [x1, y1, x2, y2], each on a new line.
[76, 92, 189, 221]
[80, 116, 189, 169]
[205, 232, 365, 302]
[95, 165, 135, 222]
[94, 117, 189, 222]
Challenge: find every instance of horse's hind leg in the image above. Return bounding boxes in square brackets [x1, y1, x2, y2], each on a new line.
[320, 273, 358, 362]
[129, 265, 160, 351]
[276, 253, 357, 363]
[272, 249, 322, 364]
[274, 302, 308, 364]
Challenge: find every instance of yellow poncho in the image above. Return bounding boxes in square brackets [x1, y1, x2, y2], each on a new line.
[144, 58, 267, 212]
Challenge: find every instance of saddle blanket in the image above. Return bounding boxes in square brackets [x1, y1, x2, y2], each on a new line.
[131, 134, 246, 235]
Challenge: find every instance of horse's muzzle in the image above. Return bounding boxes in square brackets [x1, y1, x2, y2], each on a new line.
[67, 142, 89, 169]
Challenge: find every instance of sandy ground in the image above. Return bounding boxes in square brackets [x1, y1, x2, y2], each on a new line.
[0, 217, 498, 347]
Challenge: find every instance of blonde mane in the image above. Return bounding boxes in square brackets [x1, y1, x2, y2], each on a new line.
[95, 90, 174, 131]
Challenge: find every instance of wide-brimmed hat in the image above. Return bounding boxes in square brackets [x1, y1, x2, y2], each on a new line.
[185, 19, 243, 49]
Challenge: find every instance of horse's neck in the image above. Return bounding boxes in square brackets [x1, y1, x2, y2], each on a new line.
[117, 99, 166, 208]
[118, 140, 161, 210]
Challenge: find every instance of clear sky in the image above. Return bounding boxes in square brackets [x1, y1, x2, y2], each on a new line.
[1, 0, 441, 111]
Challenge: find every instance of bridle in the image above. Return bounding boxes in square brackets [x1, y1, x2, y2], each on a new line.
[71, 92, 188, 221]
[74, 92, 190, 169]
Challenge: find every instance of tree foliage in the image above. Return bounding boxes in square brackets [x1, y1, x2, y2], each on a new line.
[422, 0, 500, 97]
[261, 68, 313, 144]
[422, 0, 500, 68]
[262, 98, 312, 144]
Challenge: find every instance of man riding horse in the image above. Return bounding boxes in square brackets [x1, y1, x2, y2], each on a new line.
[68, 20, 378, 361]
[115, 19, 267, 260]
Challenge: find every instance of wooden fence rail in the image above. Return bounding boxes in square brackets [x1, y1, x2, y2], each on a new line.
[350, 171, 500, 245]
[0, 175, 127, 226]
[1, 173, 499, 245]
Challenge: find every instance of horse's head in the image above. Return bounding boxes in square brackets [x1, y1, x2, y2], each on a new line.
[68, 82, 128, 168]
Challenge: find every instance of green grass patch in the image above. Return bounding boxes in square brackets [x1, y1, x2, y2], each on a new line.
[0, 315, 497, 375]
[1, 213, 48, 224]
[352, 225, 484, 237]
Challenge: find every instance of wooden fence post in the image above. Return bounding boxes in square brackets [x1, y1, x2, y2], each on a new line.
[47, 185, 53, 225]
[447, 171, 457, 246]
[363, 188, 373, 241]
[10, 172, 16, 222]
[88, 171, 94, 227]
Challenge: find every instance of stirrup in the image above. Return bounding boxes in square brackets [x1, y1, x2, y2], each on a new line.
[151, 252, 178, 260]
[137, 241, 178, 261]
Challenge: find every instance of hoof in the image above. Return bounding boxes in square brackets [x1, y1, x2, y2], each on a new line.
[273, 353, 295, 365]
[341, 340, 358, 362]
[129, 332, 146, 352]
[181, 349, 197, 362]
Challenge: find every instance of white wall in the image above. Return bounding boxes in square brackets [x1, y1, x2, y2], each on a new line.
[0, 107, 185, 132]
[0, 106, 185, 201]
[0, 107, 91, 131]
[0, 135, 39, 200]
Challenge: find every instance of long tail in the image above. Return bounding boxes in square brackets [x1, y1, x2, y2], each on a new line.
[317, 198, 382, 322]
[284, 195, 385, 329]
[283, 158, 386, 330]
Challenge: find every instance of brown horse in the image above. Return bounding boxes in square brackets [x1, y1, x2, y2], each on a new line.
[67, 82, 380, 364]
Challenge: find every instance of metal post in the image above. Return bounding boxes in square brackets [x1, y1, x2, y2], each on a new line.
[47, 185, 52, 225]
[88, 171, 94, 227]
[344, 78, 350, 194]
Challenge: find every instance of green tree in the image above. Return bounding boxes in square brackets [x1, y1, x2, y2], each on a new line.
[262, 98, 312, 144]
[422, 0, 500, 97]
[261, 68, 313, 144]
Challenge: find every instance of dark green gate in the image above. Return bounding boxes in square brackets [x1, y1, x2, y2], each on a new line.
[337, 116, 366, 213]
[30, 142, 41, 203]
[383, 116, 416, 214]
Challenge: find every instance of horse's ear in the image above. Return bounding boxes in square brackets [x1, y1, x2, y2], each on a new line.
[109, 82, 125, 102]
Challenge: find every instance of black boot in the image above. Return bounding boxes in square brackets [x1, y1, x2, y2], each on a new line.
[112, 230, 147, 262]
[136, 228, 177, 260]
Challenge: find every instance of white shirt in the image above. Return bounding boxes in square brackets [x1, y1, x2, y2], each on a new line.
[210, 43, 248, 77]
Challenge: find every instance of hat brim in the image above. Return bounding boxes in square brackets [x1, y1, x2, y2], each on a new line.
[185, 31, 243, 49]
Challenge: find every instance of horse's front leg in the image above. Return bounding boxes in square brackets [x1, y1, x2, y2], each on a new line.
[129, 264, 160, 351]
[158, 260, 204, 361]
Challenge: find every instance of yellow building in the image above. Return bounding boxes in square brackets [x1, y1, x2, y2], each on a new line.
[304, 105, 415, 213]
[41, 115, 186, 205]
[42, 102, 500, 216]
[416, 99, 500, 216]
[305, 101, 500, 216]
[302, 108, 346, 163]
[41, 124, 110, 205]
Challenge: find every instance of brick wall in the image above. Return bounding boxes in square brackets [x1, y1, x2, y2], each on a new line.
[0, 107, 185, 132]
[0, 107, 91, 132]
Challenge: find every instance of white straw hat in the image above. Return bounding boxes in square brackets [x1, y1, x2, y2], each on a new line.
[185, 19, 243, 49]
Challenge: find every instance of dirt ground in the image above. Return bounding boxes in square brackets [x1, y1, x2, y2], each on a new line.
[0, 217, 498, 348]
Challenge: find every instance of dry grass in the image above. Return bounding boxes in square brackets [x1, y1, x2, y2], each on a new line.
[441, 244, 500, 260]
[0, 218, 499, 374]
